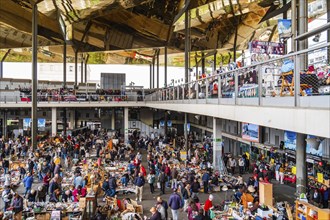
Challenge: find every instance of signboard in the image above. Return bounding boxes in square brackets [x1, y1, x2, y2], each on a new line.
[23, 118, 32, 130]
[38, 118, 46, 131]
[278, 19, 292, 38]
[284, 131, 297, 150]
[306, 135, 323, 157]
[284, 132, 324, 157]
[187, 123, 190, 132]
[242, 123, 259, 142]
[23, 118, 46, 131]
[159, 120, 165, 127]
[167, 120, 172, 127]
[249, 41, 285, 55]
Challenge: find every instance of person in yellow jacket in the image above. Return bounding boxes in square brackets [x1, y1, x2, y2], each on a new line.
[108, 139, 113, 150]
[241, 186, 255, 209]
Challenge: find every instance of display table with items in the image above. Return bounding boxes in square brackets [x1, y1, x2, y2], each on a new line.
[22, 202, 84, 220]
[295, 200, 330, 220]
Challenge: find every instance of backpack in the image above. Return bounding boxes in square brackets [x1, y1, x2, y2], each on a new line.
[148, 175, 155, 184]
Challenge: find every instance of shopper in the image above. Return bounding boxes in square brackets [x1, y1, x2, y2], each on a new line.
[145, 207, 162, 220]
[109, 174, 117, 197]
[11, 193, 23, 219]
[202, 172, 210, 194]
[320, 185, 329, 208]
[275, 162, 281, 181]
[23, 172, 33, 198]
[182, 183, 191, 211]
[36, 185, 47, 202]
[229, 157, 237, 174]
[191, 178, 200, 199]
[171, 166, 179, 189]
[238, 157, 245, 174]
[147, 171, 156, 194]
[187, 200, 199, 220]
[168, 188, 183, 220]
[157, 197, 168, 220]
[2, 186, 13, 211]
[279, 164, 285, 184]
[158, 170, 166, 195]
[203, 194, 214, 218]
[134, 172, 145, 202]
[4, 171, 11, 187]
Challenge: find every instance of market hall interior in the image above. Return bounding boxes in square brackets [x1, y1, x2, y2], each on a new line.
[0, 0, 329, 220]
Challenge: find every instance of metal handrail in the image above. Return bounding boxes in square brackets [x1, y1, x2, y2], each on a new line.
[295, 22, 330, 41]
[153, 42, 330, 91]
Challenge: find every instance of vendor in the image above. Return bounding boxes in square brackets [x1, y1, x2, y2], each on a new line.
[73, 185, 87, 202]
[144, 207, 162, 220]
[242, 186, 255, 209]
[11, 192, 23, 216]
[49, 188, 61, 203]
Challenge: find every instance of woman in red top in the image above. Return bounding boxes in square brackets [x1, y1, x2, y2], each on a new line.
[204, 194, 214, 214]
[140, 165, 147, 177]
[72, 185, 87, 202]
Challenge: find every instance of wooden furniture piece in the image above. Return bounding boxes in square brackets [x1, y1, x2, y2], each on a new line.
[295, 200, 330, 220]
[259, 182, 273, 206]
[279, 71, 310, 96]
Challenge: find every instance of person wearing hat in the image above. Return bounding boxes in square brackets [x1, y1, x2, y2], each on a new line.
[168, 188, 183, 220]
[242, 186, 255, 209]
[144, 207, 161, 220]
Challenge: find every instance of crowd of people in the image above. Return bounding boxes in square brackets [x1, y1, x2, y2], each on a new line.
[0, 128, 328, 220]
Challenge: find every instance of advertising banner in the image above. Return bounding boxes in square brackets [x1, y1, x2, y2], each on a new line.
[23, 118, 46, 131]
[284, 131, 297, 150]
[249, 41, 285, 55]
[306, 135, 323, 157]
[23, 118, 32, 130]
[278, 19, 292, 38]
[242, 123, 259, 142]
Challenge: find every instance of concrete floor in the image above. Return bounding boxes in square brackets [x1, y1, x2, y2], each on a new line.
[1, 149, 297, 219]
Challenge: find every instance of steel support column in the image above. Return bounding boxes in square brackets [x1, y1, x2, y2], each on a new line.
[164, 47, 168, 87]
[152, 58, 155, 89]
[63, 42, 67, 87]
[157, 49, 160, 88]
[164, 111, 168, 138]
[124, 108, 129, 143]
[149, 64, 152, 88]
[85, 55, 89, 83]
[74, 50, 78, 87]
[291, 0, 297, 52]
[0, 49, 11, 79]
[184, 113, 188, 151]
[296, 133, 307, 194]
[184, 1, 190, 84]
[328, 0, 330, 61]
[31, 2, 38, 150]
[81, 55, 84, 83]
[201, 52, 205, 74]
[213, 52, 217, 72]
[298, 0, 308, 68]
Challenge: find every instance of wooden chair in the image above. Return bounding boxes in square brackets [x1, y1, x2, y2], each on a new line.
[279, 71, 311, 96]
